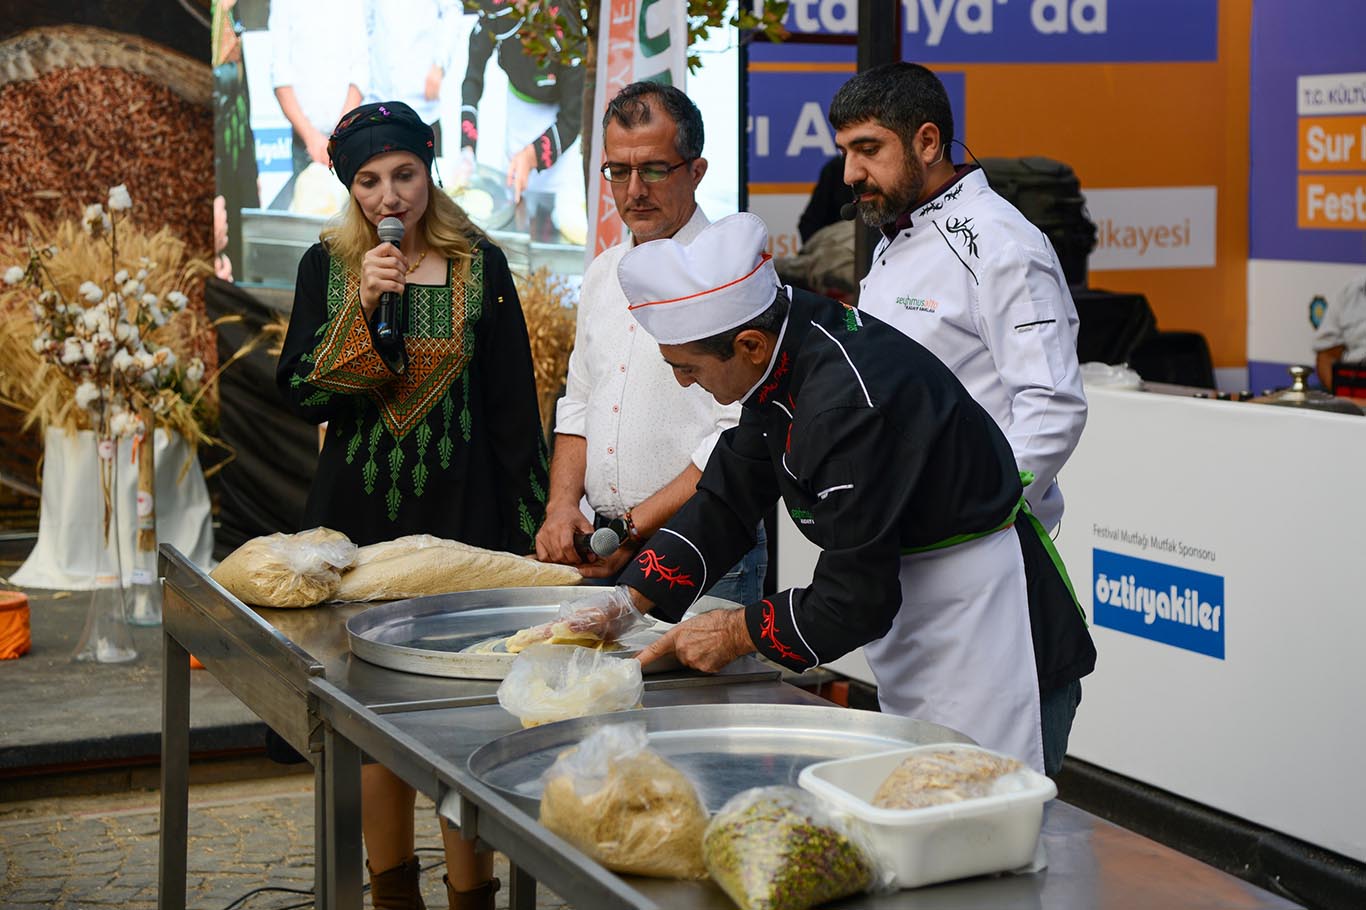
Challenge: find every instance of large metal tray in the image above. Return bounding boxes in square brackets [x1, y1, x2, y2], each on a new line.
[467, 703, 975, 814]
[347, 586, 735, 680]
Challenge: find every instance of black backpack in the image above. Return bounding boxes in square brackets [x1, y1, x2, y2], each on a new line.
[978, 156, 1098, 288]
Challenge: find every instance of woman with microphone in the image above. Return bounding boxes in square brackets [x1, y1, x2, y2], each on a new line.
[277, 100, 544, 909]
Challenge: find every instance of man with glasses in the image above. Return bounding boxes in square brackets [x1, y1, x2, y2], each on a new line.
[534, 82, 768, 603]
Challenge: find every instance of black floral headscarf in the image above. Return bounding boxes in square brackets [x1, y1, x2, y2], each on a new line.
[327, 101, 435, 189]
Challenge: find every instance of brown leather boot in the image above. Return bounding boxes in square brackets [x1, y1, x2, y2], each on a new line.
[367, 855, 426, 910]
[443, 875, 500, 910]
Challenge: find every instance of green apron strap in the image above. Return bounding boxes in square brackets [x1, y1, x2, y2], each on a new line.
[901, 498, 1022, 555]
[901, 470, 1086, 625]
[1015, 472, 1085, 623]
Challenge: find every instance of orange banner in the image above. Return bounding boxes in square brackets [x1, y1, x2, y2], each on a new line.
[1297, 173, 1366, 229]
[1297, 116, 1366, 171]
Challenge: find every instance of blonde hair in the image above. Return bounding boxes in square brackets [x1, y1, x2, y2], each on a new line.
[321, 172, 486, 280]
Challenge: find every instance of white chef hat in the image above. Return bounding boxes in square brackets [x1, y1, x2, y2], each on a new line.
[619, 212, 780, 345]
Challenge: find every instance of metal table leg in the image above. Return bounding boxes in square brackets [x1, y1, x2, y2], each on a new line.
[158, 631, 190, 910]
[324, 726, 364, 910]
[508, 864, 537, 910]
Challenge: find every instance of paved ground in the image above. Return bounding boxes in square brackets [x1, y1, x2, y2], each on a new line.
[0, 773, 569, 910]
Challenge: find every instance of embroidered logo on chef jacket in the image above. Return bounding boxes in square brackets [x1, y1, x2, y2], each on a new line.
[789, 507, 815, 526]
[943, 216, 980, 258]
[897, 296, 939, 313]
[634, 549, 695, 588]
[1092, 549, 1225, 659]
[759, 599, 808, 665]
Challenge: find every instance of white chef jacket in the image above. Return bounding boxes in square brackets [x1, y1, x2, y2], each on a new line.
[365, 0, 463, 125]
[554, 207, 740, 517]
[859, 168, 1087, 531]
[1312, 271, 1366, 364]
[269, 0, 369, 137]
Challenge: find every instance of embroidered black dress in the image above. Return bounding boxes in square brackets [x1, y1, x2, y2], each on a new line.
[276, 239, 549, 550]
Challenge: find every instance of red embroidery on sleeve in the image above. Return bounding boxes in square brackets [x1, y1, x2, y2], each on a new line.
[635, 549, 695, 588]
[759, 599, 808, 665]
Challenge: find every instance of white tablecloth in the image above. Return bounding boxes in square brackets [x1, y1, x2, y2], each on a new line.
[11, 428, 214, 590]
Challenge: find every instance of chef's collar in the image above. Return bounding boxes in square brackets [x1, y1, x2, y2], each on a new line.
[880, 163, 980, 239]
[741, 298, 797, 408]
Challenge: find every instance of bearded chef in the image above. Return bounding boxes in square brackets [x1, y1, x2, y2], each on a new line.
[829, 62, 1087, 535]
[547, 212, 1095, 775]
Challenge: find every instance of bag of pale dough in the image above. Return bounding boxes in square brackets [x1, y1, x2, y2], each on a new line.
[210, 527, 357, 608]
[333, 534, 581, 602]
[497, 643, 642, 728]
[539, 723, 709, 879]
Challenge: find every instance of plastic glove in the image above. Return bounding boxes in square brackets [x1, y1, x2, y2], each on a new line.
[507, 587, 648, 652]
[556, 585, 648, 641]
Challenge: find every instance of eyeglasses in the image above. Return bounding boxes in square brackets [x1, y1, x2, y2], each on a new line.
[599, 159, 695, 184]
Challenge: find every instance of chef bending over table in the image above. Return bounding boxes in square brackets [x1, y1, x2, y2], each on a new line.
[551, 212, 1096, 775]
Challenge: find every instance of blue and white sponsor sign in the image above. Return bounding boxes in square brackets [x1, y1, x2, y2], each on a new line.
[1092, 548, 1225, 659]
[255, 127, 295, 174]
[765, 0, 1218, 63]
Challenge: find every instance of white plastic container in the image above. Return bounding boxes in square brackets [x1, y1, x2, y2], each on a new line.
[798, 744, 1056, 888]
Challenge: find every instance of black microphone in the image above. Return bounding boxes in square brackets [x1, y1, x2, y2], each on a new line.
[375, 217, 404, 343]
[373, 216, 407, 374]
[573, 526, 623, 561]
[839, 199, 859, 221]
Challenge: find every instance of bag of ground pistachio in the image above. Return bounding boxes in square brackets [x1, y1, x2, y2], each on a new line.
[702, 786, 884, 910]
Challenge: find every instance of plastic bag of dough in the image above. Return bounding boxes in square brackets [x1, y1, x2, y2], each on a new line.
[496, 643, 642, 728]
[350, 533, 454, 567]
[210, 527, 357, 608]
[703, 786, 887, 910]
[333, 536, 581, 602]
[539, 723, 709, 879]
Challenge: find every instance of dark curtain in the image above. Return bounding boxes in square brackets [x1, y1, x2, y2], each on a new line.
[202, 277, 316, 559]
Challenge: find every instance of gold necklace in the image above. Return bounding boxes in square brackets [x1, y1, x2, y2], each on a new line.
[406, 249, 428, 275]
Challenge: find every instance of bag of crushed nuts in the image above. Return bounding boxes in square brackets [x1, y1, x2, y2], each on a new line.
[702, 786, 887, 910]
[539, 723, 709, 879]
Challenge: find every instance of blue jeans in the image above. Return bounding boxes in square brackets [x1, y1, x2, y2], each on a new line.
[1040, 678, 1083, 776]
[708, 524, 768, 605]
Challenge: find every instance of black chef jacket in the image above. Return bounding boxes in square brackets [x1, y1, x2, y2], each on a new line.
[619, 288, 1095, 693]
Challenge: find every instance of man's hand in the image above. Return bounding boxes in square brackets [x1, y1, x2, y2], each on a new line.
[304, 128, 330, 165]
[556, 585, 648, 640]
[535, 502, 592, 565]
[424, 64, 444, 101]
[636, 608, 755, 673]
[507, 144, 537, 204]
[578, 544, 636, 579]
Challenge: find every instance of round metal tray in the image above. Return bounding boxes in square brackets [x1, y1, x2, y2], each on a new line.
[467, 703, 974, 814]
[346, 587, 736, 680]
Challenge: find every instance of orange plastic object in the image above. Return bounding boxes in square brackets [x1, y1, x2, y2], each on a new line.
[0, 590, 32, 659]
[190, 653, 205, 670]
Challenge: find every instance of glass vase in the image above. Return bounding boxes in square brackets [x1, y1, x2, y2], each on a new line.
[127, 546, 162, 626]
[72, 436, 138, 663]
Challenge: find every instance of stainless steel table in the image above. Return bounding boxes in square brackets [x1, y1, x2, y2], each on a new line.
[309, 678, 1303, 910]
[156, 548, 779, 910]
[159, 547, 1300, 910]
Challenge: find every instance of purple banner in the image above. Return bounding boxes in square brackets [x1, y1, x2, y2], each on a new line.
[1249, 0, 1366, 263]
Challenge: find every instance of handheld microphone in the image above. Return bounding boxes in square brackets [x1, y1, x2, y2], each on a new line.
[573, 526, 623, 560]
[839, 199, 859, 221]
[374, 217, 405, 345]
